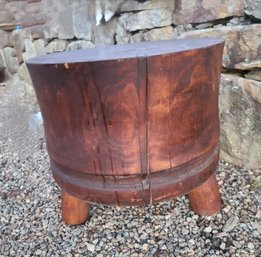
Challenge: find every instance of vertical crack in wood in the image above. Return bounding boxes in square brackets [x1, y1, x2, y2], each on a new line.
[75, 67, 100, 176]
[168, 56, 172, 169]
[137, 56, 150, 204]
[145, 57, 152, 205]
[137, 58, 144, 175]
[90, 64, 114, 176]
[115, 190, 120, 205]
[85, 66, 105, 176]
[137, 57, 145, 203]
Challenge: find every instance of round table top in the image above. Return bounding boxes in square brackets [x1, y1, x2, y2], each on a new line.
[26, 38, 224, 65]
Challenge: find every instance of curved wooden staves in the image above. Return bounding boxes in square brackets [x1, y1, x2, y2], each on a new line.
[26, 38, 224, 224]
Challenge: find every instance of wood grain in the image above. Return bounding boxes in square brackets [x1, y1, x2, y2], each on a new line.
[26, 38, 224, 207]
[61, 190, 89, 225]
[188, 174, 222, 215]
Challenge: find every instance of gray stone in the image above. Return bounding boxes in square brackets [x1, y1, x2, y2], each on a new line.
[130, 26, 175, 43]
[173, 0, 244, 24]
[95, 0, 121, 25]
[247, 242, 255, 250]
[174, 24, 193, 37]
[57, 6, 74, 39]
[86, 243, 95, 253]
[46, 40, 67, 54]
[27, 27, 46, 40]
[120, 0, 173, 12]
[40, 0, 60, 38]
[115, 23, 131, 44]
[43, 26, 58, 41]
[23, 38, 37, 61]
[0, 9, 15, 24]
[2, 47, 19, 74]
[94, 18, 117, 45]
[179, 25, 261, 70]
[18, 63, 32, 85]
[5, 0, 46, 29]
[66, 40, 94, 51]
[0, 30, 13, 49]
[12, 30, 28, 63]
[220, 74, 261, 168]
[72, 0, 94, 40]
[195, 22, 213, 30]
[35, 249, 42, 255]
[220, 242, 226, 250]
[0, 50, 5, 69]
[140, 234, 147, 240]
[95, 0, 104, 25]
[223, 216, 239, 232]
[245, 0, 261, 20]
[142, 244, 149, 251]
[233, 240, 242, 248]
[119, 9, 173, 32]
[245, 70, 261, 82]
[34, 39, 46, 56]
[95, 0, 172, 25]
[226, 17, 241, 26]
[204, 226, 212, 233]
[242, 76, 261, 104]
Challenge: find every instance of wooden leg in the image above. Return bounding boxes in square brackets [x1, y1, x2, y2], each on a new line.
[188, 174, 221, 216]
[61, 191, 89, 225]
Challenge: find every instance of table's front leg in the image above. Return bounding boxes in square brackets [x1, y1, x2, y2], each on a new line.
[188, 174, 221, 216]
[61, 191, 90, 225]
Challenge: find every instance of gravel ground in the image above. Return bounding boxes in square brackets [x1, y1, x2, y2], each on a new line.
[0, 136, 260, 257]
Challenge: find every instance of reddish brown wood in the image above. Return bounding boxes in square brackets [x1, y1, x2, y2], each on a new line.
[188, 174, 222, 215]
[26, 38, 224, 220]
[61, 191, 89, 225]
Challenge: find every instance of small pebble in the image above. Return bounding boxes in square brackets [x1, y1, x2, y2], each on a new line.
[233, 240, 242, 248]
[223, 216, 239, 232]
[86, 243, 95, 253]
[247, 242, 254, 250]
[220, 242, 226, 250]
[142, 244, 149, 251]
[204, 226, 212, 233]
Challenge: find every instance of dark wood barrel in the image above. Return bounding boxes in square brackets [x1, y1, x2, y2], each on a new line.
[26, 38, 224, 207]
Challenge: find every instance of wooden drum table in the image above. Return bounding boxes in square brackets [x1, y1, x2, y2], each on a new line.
[27, 38, 224, 225]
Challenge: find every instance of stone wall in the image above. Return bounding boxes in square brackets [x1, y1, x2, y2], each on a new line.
[0, 0, 260, 168]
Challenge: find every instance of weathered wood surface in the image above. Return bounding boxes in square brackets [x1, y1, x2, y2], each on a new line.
[188, 174, 222, 216]
[26, 38, 224, 208]
[61, 190, 89, 225]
